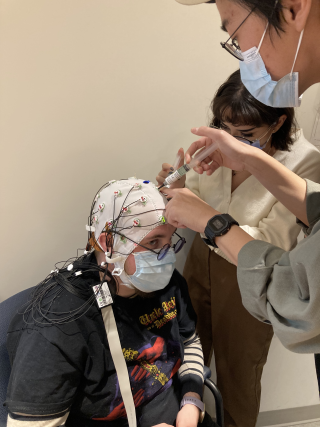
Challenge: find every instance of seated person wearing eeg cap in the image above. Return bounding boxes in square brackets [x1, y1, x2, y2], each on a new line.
[5, 178, 209, 427]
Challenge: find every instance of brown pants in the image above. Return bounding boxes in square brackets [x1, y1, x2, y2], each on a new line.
[184, 234, 273, 427]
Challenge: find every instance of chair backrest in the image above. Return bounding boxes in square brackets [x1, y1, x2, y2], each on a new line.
[0, 288, 34, 427]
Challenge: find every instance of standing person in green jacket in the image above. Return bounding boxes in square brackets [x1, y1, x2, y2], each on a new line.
[162, 0, 320, 349]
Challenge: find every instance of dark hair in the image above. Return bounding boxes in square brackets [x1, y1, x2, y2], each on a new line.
[234, 0, 286, 35]
[210, 69, 297, 151]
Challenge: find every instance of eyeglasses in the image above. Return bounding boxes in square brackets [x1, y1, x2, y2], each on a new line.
[210, 124, 255, 145]
[220, 7, 256, 61]
[155, 232, 186, 261]
[115, 231, 186, 261]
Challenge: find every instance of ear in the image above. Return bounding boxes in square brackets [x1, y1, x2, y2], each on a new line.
[273, 114, 287, 132]
[97, 233, 113, 252]
[282, 0, 312, 32]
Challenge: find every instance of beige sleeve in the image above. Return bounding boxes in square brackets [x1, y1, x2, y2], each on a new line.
[7, 412, 69, 427]
[239, 199, 300, 251]
[210, 197, 302, 265]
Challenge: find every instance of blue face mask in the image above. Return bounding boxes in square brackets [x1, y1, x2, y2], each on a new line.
[127, 249, 176, 293]
[239, 23, 304, 108]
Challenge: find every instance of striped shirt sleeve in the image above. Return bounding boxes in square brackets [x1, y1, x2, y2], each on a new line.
[178, 332, 204, 397]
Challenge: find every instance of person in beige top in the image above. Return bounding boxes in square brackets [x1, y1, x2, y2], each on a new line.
[157, 70, 320, 427]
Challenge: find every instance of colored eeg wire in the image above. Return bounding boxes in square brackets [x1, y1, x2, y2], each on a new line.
[106, 188, 167, 257]
[90, 181, 168, 263]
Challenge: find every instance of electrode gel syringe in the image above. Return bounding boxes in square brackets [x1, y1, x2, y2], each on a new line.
[158, 142, 218, 189]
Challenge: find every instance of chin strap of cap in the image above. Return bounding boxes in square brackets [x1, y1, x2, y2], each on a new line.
[105, 252, 123, 264]
[105, 252, 135, 289]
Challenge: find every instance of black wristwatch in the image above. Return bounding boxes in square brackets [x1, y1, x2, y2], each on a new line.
[203, 214, 239, 248]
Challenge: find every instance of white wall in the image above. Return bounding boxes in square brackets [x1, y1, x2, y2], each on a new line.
[260, 338, 319, 412]
[1, 0, 320, 418]
[0, 0, 237, 301]
[296, 84, 320, 142]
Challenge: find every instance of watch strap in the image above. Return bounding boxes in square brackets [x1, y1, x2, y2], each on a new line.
[180, 396, 204, 411]
[202, 237, 213, 247]
[180, 397, 205, 423]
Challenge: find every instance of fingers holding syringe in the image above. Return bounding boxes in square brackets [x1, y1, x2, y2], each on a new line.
[193, 156, 212, 175]
[185, 137, 211, 164]
[156, 148, 186, 189]
[196, 157, 222, 176]
[156, 163, 173, 186]
[185, 138, 221, 175]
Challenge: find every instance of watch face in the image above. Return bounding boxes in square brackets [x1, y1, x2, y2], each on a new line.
[210, 216, 226, 231]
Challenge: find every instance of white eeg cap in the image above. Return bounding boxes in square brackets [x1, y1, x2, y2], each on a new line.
[89, 178, 167, 284]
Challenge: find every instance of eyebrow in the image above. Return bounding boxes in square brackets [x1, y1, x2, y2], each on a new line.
[140, 229, 176, 246]
[221, 121, 256, 132]
[143, 233, 167, 241]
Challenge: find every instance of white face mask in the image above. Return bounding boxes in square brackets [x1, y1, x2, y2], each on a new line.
[239, 22, 304, 108]
[123, 249, 176, 293]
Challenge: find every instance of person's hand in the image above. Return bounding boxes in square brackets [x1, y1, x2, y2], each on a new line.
[162, 187, 217, 232]
[176, 404, 200, 427]
[156, 148, 186, 189]
[186, 126, 250, 176]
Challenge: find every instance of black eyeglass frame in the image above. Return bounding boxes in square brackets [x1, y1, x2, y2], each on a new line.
[111, 231, 186, 261]
[156, 232, 186, 261]
[220, 6, 256, 61]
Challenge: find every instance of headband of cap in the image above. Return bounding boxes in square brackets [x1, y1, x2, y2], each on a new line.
[87, 178, 167, 286]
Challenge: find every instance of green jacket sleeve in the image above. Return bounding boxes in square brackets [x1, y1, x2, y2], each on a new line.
[237, 179, 320, 353]
[297, 179, 320, 235]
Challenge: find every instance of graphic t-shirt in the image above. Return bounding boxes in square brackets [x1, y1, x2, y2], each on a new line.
[5, 254, 202, 426]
